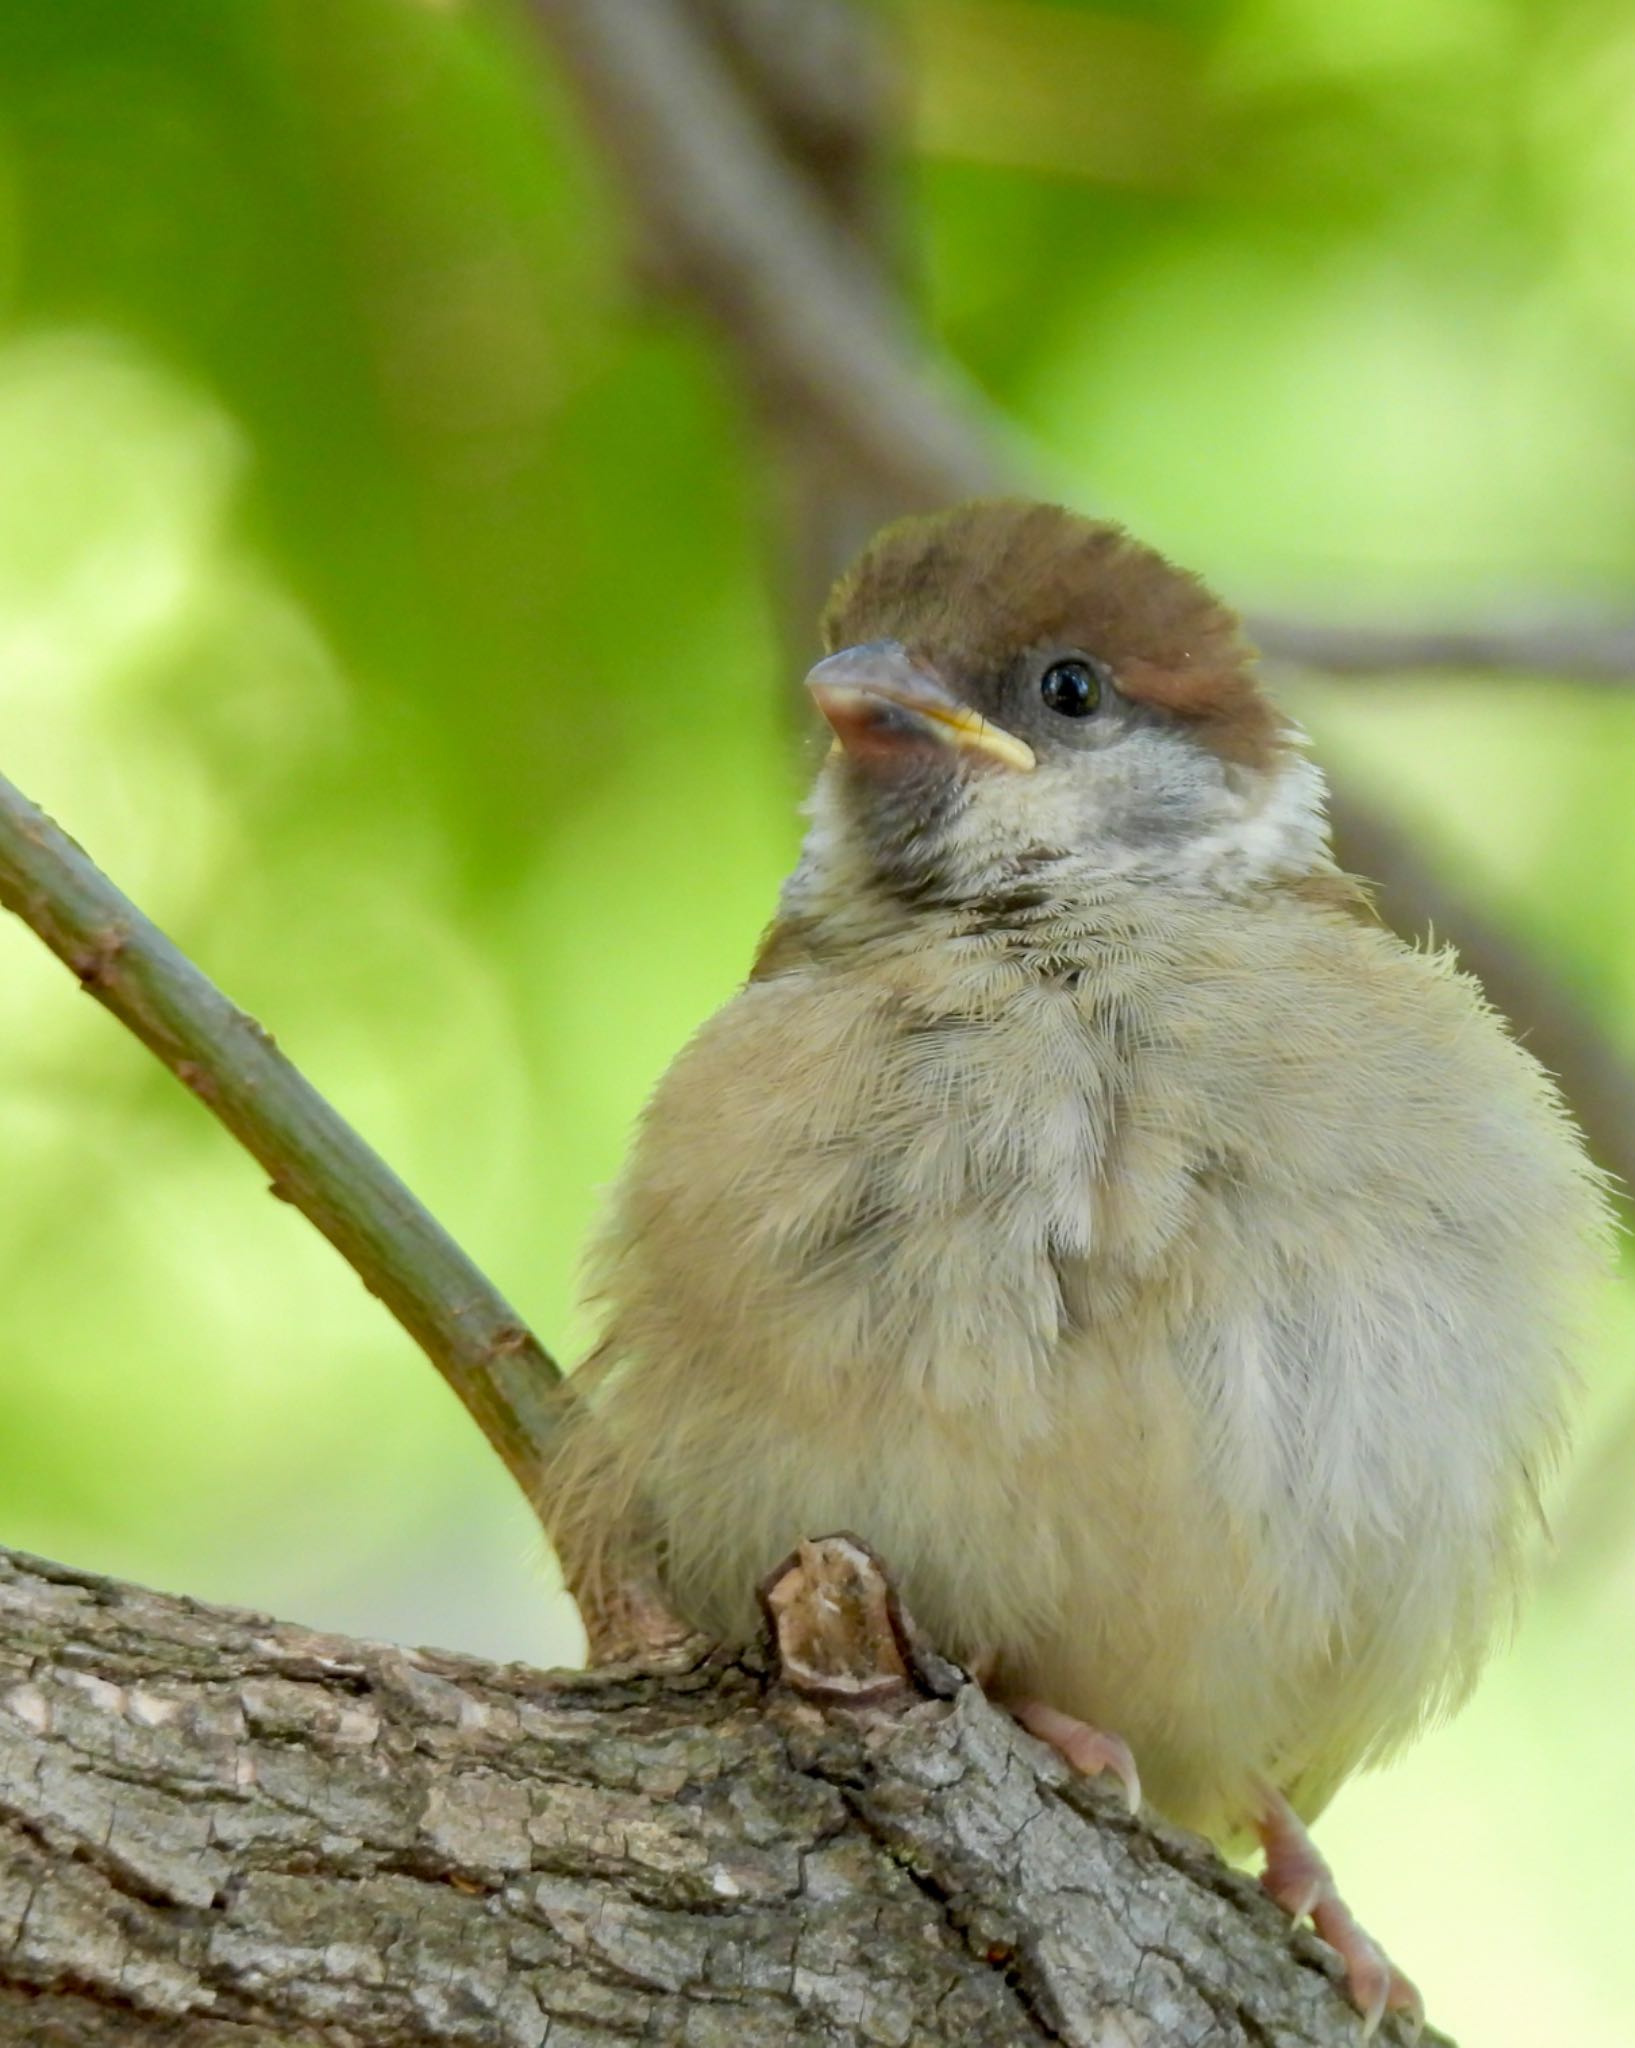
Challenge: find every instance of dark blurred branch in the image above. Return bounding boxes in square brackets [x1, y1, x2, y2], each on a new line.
[530, 0, 1635, 1205]
[1259, 612, 1635, 685]
[695, 0, 919, 666]
[692, 0, 894, 236]
[0, 769, 564, 1501]
[533, 0, 1635, 683]
[530, 0, 1002, 508]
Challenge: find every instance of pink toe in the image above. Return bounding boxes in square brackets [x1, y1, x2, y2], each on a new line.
[1003, 1696, 1143, 1811]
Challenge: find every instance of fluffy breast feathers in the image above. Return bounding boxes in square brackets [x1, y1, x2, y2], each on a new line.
[545, 885, 1609, 1838]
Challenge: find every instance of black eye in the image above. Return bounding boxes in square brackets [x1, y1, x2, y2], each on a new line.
[1039, 658, 1103, 718]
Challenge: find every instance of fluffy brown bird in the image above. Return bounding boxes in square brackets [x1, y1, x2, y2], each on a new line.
[550, 499, 1610, 2031]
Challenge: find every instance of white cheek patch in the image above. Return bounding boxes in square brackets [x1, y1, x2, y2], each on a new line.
[1058, 726, 1330, 893]
[1172, 752, 1330, 892]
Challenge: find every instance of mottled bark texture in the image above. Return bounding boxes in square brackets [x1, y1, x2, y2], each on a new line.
[0, 1539, 1438, 2048]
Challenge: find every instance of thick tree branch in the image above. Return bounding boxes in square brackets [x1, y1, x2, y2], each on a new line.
[0, 770, 563, 1501]
[0, 1539, 1437, 2046]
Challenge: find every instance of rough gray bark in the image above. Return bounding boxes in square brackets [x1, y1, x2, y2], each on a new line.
[0, 1542, 1436, 2048]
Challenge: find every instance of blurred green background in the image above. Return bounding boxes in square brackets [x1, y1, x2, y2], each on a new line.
[1, 1, 1632, 2040]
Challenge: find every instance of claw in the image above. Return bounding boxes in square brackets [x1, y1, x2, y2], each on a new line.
[1257, 1790, 1424, 2037]
[1003, 1695, 1143, 1813]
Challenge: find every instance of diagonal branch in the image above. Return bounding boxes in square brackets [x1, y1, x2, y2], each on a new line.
[694, 0, 923, 670]
[533, 0, 1003, 510]
[0, 769, 564, 1502]
[690, 0, 895, 242]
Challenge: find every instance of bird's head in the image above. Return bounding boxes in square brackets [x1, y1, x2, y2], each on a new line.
[793, 500, 1329, 921]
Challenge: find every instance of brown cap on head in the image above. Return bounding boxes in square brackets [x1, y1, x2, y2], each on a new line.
[821, 499, 1286, 770]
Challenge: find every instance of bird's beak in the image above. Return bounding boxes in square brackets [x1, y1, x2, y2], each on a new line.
[806, 640, 1036, 774]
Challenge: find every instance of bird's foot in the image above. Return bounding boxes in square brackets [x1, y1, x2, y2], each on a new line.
[1256, 1791, 1424, 2039]
[1002, 1694, 1142, 1813]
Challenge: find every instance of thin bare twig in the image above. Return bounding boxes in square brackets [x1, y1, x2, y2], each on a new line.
[0, 769, 564, 1500]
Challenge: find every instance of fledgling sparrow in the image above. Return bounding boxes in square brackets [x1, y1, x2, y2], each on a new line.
[548, 500, 1611, 2031]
